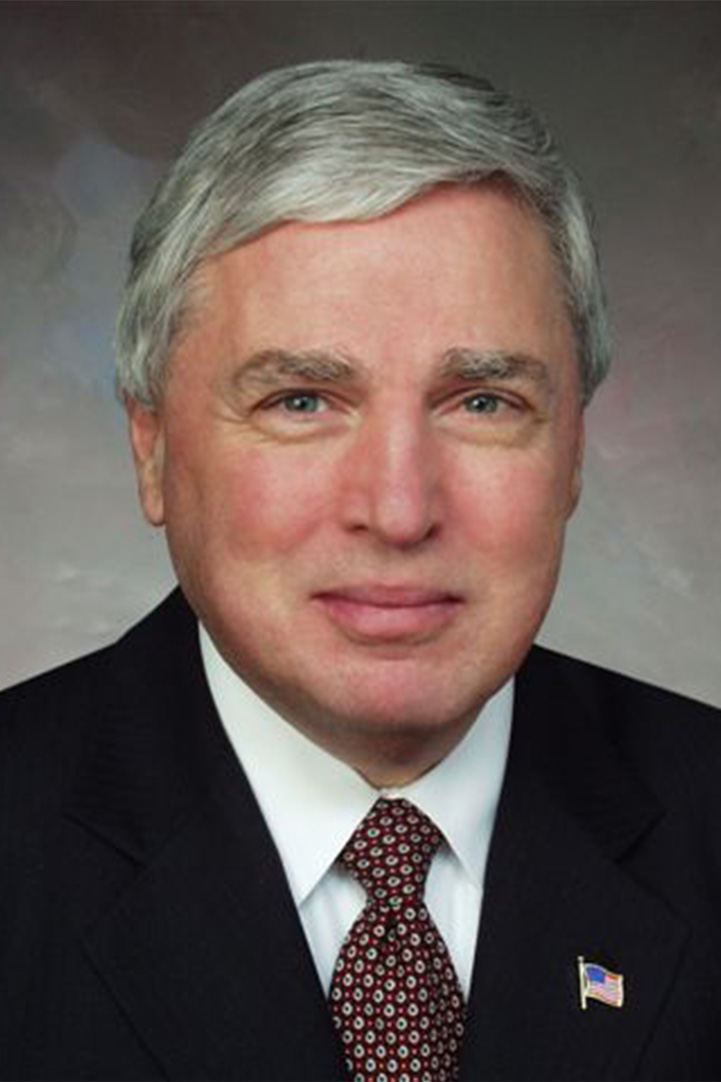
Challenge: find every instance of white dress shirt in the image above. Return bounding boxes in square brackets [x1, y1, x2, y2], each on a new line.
[199, 624, 513, 998]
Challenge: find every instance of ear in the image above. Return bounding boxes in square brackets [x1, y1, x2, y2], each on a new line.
[566, 414, 585, 518]
[125, 396, 166, 526]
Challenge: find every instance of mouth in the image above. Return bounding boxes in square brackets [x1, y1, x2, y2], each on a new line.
[312, 584, 464, 643]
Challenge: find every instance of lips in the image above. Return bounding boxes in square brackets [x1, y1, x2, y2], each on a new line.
[313, 584, 463, 642]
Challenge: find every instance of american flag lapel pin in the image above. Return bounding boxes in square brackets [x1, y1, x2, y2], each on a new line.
[577, 956, 624, 1009]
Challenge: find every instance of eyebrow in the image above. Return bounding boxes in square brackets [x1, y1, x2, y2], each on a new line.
[439, 348, 553, 389]
[230, 345, 553, 393]
[230, 348, 362, 391]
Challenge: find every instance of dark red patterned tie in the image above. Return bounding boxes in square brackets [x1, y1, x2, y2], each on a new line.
[329, 798, 466, 1082]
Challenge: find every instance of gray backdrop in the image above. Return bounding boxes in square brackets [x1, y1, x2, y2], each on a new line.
[1, 0, 719, 705]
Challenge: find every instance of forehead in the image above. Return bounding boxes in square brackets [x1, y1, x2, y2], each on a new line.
[183, 184, 574, 385]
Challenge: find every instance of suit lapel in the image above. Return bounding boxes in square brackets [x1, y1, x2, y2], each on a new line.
[82, 754, 344, 1081]
[63, 591, 345, 1081]
[459, 648, 688, 1081]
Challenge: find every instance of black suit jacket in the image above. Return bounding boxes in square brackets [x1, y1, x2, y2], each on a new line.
[2, 589, 721, 1080]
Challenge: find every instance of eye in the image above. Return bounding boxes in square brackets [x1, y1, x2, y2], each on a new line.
[252, 387, 345, 438]
[270, 391, 327, 415]
[463, 392, 506, 415]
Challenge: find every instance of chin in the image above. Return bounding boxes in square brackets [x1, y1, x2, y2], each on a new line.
[309, 660, 486, 737]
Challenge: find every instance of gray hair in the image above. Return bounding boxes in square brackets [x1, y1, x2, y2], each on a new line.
[115, 60, 610, 406]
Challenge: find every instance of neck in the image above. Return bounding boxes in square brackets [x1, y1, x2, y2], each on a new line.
[285, 709, 476, 788]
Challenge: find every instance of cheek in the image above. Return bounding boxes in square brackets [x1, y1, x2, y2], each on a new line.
[454, 454, 571, 563]
[213, 447, 337, 559]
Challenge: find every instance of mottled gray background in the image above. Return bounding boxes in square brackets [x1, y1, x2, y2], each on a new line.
[1, 0, 719, 704]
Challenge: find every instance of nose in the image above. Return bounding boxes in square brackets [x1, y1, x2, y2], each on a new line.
[339, 405, 441, 548]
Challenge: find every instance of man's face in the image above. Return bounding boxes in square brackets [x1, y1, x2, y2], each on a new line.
[129, 184, 584, 780]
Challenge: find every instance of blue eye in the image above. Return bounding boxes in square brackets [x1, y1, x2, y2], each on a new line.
[277, 392, 323, 413]
[464, 393, 502, 414]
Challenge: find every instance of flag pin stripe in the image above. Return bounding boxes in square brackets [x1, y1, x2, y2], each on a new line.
[577, 956, 624, 1010]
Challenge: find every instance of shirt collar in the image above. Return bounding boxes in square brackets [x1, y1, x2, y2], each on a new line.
[199, 623, 513, 905]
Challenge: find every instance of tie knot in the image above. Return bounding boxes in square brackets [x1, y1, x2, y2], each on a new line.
[339, 798, 442, 909]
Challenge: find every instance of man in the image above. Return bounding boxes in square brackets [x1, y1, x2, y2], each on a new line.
[1, 60, 720, 1082]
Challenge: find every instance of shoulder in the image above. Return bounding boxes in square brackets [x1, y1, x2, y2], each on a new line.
[521, 644, 721, 811]
[525, 644, 720, 722]
[0, 641, 113, 719]
[0, 589, 193, 734]
[0, 590, 194, 840]
[525, 644, 721, 732]
[0, 644, 115, 858]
